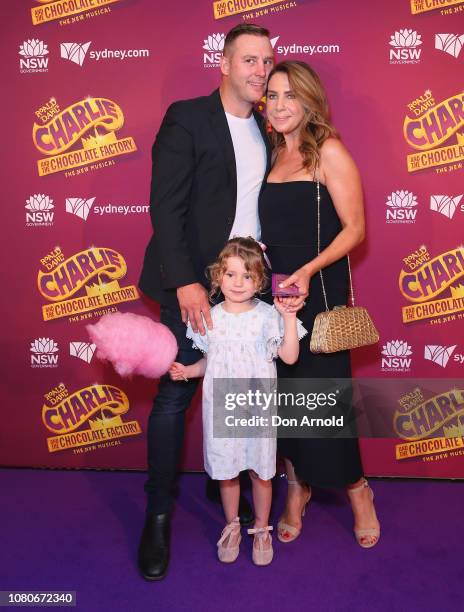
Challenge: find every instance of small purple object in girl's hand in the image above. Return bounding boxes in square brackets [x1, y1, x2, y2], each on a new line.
[271, 273, 301, 297]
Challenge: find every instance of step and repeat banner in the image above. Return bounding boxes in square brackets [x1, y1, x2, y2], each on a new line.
[2, 0, 463, 477]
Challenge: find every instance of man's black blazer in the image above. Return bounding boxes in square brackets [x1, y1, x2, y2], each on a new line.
[139, 88, 272, 307]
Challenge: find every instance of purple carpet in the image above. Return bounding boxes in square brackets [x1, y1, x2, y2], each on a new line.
[1, 469, 461, 611]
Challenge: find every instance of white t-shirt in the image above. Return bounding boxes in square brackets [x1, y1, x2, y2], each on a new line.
[225, 112, 267, 240]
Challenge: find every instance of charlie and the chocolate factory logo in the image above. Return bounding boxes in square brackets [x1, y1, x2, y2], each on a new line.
[404, 90, 464, 173]
[31, 0, 120, 26]
[43, 383, 141, 454]
[32, 96, 136, 177]
[399, 245, 464, 325]
[394, 386, 464, 462]
[38, 246, 139, 322]
[410, 0, 464, 14]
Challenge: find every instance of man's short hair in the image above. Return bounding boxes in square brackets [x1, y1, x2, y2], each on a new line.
[223, 24, 270, 56]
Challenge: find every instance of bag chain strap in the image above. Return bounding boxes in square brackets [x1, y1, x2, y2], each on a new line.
[316, 178, 355, 312]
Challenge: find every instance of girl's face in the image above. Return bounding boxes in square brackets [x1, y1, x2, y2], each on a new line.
[220, 256, 258, 303]
[266, 71, 305, 137]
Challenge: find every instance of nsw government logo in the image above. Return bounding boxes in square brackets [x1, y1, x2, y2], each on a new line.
[386, 190, 417, 224]
[389, 29, 422, 64]
[25, 194, 54, 227]
[203, 33, 225, 68]
[381, 340, 413, 372]
[19, 39, 49, 73]
[30, 338, 59, 368]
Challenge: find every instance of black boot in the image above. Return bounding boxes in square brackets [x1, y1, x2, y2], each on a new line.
[205, 477, 254, 526]
[138, 513, 170, 581]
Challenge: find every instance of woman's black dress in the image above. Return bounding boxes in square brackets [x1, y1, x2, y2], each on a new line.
[259, 181, 363, 487]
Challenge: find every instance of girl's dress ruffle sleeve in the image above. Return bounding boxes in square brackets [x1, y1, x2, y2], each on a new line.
[265, 307, 307, 361]
[186, 323, 209, 354]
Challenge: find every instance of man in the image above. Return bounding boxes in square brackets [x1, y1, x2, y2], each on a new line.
[138, 24, 274, 581]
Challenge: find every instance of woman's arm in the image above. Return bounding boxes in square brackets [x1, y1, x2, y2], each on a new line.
[279, 137, 365, 296]
[304, 137, 365, 277]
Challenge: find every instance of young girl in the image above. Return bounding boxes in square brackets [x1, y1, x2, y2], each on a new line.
[169, 237, 306, 566]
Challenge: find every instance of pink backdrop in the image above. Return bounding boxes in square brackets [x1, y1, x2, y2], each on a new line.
[2, 0, 464, 477]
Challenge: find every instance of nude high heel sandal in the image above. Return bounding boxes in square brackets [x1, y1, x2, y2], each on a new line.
[277, 480, 312, 543]
[217, 517, 242, 563]
[347, 478, 380, 549]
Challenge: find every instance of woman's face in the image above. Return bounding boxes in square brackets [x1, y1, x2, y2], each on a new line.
[266, 71, 306, 137]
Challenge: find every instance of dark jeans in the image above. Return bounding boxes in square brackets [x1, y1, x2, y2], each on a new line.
[144, 304, 204, 514]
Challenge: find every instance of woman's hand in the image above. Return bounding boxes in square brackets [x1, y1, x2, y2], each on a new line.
[277, 266, 312, 312]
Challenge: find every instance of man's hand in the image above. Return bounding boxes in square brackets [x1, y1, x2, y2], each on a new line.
[176, 283, 212, 334]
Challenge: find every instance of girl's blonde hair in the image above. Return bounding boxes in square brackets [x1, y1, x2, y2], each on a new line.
[208, 237, 268, 298]
[267, 60, 338, 171]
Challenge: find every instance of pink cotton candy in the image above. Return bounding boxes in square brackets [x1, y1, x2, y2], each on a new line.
[87, 312, 177, 379]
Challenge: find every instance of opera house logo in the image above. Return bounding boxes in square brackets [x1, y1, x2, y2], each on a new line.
[42, 383, 141, 453]
[37, 246, 139, 321]
[32, 96, 137, 177]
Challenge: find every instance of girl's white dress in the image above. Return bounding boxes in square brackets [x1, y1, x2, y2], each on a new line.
[187, 299, 306, 480]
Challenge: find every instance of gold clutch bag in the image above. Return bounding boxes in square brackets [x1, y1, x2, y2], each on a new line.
[310, 305, 379, 354]
[309, 178, 379, 354]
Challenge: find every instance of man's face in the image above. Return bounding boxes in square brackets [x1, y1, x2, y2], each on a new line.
[220, 34, 274, 105]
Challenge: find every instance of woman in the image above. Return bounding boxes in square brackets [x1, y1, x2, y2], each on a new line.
[259, 61, 380, 548]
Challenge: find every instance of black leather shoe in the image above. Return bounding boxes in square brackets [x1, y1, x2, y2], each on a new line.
[205, 477, 254, 526]
[138, 513, 170, 581]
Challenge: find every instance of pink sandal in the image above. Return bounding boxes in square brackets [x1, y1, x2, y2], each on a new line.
[217, 517, 241, 563]
[247, 525, 273, 566]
